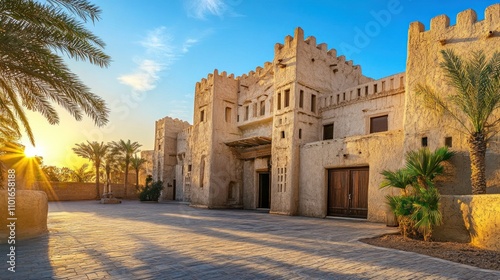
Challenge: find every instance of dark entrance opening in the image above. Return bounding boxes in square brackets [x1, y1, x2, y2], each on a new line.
[258, 172, 270, 208]
[173, 179, 176, 200]
[327, 167, 369, 219]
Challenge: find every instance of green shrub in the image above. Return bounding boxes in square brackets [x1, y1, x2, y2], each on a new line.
[381, 147, 454, 241]
[138, 176, 163, 201]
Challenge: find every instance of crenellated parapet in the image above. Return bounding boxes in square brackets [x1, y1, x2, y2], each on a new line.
[195, 69, 237, 94]
[237, 61, 274, 81]
[409, 4, 500, 43]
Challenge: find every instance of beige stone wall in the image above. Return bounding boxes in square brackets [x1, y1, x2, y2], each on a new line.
[0, 190, 48, 243]
[153, 116, 190, 201]
[299, 130, 404, 222]
[34, 182, 137, 201]
[404, 4, 500, 194]
[321, 73, 405, 139]
[433, 194, 500, 251]
[139, 150, 153, 187]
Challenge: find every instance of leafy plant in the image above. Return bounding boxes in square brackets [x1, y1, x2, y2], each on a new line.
[138, 175, 163, 202]
[381, 147, 454, 241]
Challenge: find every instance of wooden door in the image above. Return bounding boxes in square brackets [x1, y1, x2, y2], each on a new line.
[328, 167, 369, 218]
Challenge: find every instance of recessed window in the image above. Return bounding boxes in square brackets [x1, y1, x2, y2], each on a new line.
[299, 129, 302, 139]
[382, 81, 386, 91]
[311, 94, 316, 113]
[365, 86, 369, 96]
[225, 107, 232, 123]
[343, 92, 346, 100]
[277, 92, 282, 110]
[188, 165, 192, 172]
[200, 110, 205, 122]
[390, 78, 394, 90]
[323, 124, 334, 140]
[374, 84, 378, 93]
[370, 115, 388, 133]
[158, 144, 161, 150]
[400, 76, 404, 88]
[357, 88, 361, 97]
[299, 90, 304, 108]
[281, 131, 285, 138]
[421, 137, 428, 147]
[445, 137, 452, 148]
[260, 100, 265, 116]
[284, 89, 290, 108]
[336, 94, 340, 104]
[244, 106, 249, 121]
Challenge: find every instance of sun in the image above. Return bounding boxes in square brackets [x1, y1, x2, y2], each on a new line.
[24, 145, 44, 158]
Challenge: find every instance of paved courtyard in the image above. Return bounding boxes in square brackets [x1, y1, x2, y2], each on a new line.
[1, 201, 500, 279]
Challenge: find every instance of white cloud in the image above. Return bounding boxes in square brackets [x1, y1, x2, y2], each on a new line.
[118, 59, 162, 92]
[182, 38, 199, 53]
[187, 0, 241, 19]
[118, 27, 204, 93]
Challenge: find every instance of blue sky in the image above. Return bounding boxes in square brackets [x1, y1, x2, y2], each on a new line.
[26, 0, 499, 167]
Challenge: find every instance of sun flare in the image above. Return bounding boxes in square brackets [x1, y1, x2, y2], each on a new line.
[24, 145, 44, 158]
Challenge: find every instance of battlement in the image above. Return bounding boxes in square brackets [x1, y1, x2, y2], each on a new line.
[195, 69, 237, 93]
[409, 4, 500, 37]
[237, 61, 273, 80]
[275, 27, 353, 62]
[156, 116, 191, 127]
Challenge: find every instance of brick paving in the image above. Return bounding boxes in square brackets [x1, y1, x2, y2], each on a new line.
[1, 201, 499, 279]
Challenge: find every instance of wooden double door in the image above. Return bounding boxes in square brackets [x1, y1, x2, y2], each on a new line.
[327, 167, 369, 219]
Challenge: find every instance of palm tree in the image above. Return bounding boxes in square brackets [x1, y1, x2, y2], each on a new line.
[71, 163, 94, 183]
[72, 141, 108, 199]
[130, 154, 147, 188]
[0, 0, 110, 145]
[416, 50, 500, 194]
[381, 147, 454, 241]
[110, 140, 141, 198]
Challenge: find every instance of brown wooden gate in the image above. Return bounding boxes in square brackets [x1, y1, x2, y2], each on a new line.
[328, 167, 369, 218]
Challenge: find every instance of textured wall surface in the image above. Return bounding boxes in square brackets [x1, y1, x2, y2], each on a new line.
[0, 190, 48, 243]
[34, 182, 138, 201]
[433, 194, 500, 251]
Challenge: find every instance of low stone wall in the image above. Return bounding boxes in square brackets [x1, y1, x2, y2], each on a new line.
[0, 190, 48, 243]
[433, 194, 500, 251]
[33, 182, 138, 201]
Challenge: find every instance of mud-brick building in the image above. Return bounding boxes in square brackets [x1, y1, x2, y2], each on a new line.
[153, 5, 500, 222]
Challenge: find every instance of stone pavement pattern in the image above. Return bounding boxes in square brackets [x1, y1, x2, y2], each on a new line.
[1, 201, 500, 280]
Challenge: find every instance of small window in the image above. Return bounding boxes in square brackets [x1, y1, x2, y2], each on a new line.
[200, 110, 205, 122]
[336, 94, 340, 104]
[237, 115, 240, 122]
[281, 131, 285, 138]
[311, 94, 316, 113]
[299, 129, 302, 139]
[158, 144, 161, 150]
[357, 88, 361, 97]
[374, 84, 378, 93]
[299, 90, 304, 108]
[323, 124, 334, 140]
[445, 137, 452, 148]
[188, 165, 192, 172]
[400, 76, 404, 88]
[253, 103, 257, 117]
[365, 86, 369, 96]
[260, 100, 265, 116]
[422, 137, 428, 147]
[277, 92, 282, 110]
[284, 89, 290, 107]
[244, 106, 249, 121]
[370, 115, 388, 133]
[225, 107, 232, 123]
[390, 78, 394, 90]
[382, 81, 385, 91]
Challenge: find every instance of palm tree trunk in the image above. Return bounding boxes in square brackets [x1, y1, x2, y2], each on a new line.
[124, 163, 129, 198]
[468, 132, 487, 194]
[135, 168, 139, 189]
[95, 162, 100, 199]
